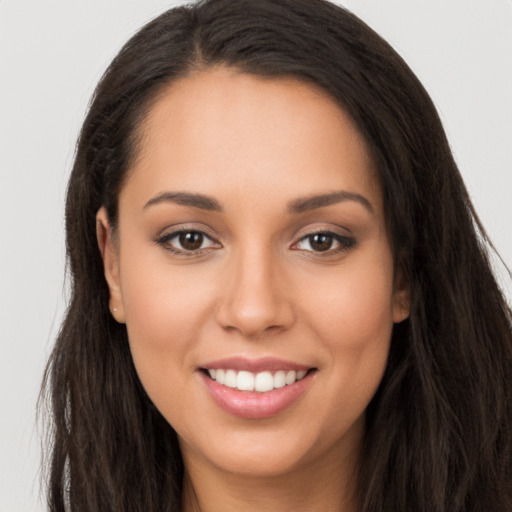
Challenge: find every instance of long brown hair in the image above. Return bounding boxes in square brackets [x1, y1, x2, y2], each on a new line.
[41, 0, 512, 510]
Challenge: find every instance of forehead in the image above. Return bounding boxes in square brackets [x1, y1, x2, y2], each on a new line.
[121, 67, 382, 215]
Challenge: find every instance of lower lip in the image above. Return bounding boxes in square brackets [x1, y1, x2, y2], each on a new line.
[200, 371, 315, 419]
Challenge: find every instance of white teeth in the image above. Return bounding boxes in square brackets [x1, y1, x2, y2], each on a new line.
[224, 369, 237, 388]
[255, 371, 274, 392]
[206, 368, 309, 392]
[237, 371, 255, 391]
[216, 369, 225, 385]
[285, 370, 296, 385]
[274, 370, 286, 388]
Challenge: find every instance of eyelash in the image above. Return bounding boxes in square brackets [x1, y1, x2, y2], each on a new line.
[155, 229, 356, 256]
[155, 229, 220, 255]
[291, 231, 356, 256]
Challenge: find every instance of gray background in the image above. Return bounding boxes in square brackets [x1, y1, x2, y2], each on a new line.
[1, 1, 511, 510]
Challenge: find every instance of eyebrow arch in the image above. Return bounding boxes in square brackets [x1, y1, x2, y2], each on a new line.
[143, 191, 223, 212]
[288, 190, 374, 214]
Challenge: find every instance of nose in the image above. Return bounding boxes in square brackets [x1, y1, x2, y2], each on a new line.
[215, 247, 295, 339]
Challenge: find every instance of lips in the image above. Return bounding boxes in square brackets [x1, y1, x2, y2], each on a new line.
[199, 357, 317, 419]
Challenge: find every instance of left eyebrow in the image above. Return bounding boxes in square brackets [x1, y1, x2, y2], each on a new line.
[287, 190, 374, 214]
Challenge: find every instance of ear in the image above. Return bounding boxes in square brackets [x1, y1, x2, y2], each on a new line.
[96, 207, 126, 323]
[392, 266, 410, 323]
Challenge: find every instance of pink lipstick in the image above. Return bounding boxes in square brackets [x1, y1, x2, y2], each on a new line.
[199, 357, 316, 419]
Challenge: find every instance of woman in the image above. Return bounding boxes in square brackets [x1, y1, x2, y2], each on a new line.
[41, 0, 512, 510]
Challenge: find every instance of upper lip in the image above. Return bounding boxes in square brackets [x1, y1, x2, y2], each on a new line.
[200, 356, 313, 373]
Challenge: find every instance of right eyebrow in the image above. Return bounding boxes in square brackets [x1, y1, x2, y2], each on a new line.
[143, 191, 223, 212]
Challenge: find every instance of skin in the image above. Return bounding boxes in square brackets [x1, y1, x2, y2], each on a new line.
[97, 67, 409, 512]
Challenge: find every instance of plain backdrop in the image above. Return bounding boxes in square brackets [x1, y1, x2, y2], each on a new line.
[1, 1, 511, 510]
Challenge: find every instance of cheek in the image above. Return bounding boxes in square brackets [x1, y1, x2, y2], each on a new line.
[301, 253, 395, 406]
[307, 254, 395, 345]
[120, 244, 214, 340]
[118, 250, 215, 404]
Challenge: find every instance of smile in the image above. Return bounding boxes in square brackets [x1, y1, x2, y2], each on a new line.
[199, 358, 317, 419]
[205, 368, 309, 393]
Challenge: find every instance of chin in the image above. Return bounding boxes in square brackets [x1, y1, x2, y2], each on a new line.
[177, 412, 365, 479]
[193, 442, 315, 478]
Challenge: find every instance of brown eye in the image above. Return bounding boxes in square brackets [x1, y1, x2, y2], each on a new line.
[308, 233, 333, 252]
[292, 231, 356, 254]
[179, 231, 204, 251]
[157, 229, 219, 254]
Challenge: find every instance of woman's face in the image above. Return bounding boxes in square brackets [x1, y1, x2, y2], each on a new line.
[99, 68, 409, 478]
